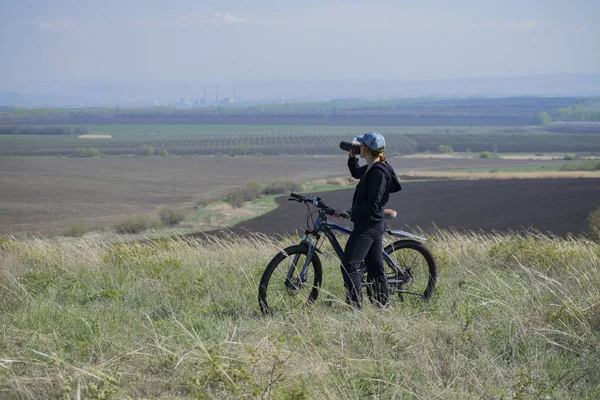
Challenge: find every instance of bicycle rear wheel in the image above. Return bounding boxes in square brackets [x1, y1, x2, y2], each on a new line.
[383, 240, 437, 301]
[258, 244, 323, 315]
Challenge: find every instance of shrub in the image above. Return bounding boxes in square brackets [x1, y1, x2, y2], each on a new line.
[559, 160, 600, 171]
[115, 215, 149, 234]
[226, 181, 263, 208]
[227, 189, 245, 208]
[243, 180, 263, 201]
[151, 219, 166, 230]
[159, 149, 169, 157]
[262, 180, 304, 195]
[196, 199, 211, 208]
[535, 111, 552, 126]
[437, 144, 453, 154]
[589, 205, 600, 241]
[75, 148, 100, 158]
[158, 208, 185, 226]
[142, 145, 155, 156]
[63, 222, 89, 237]
[478, 151, 493, 159]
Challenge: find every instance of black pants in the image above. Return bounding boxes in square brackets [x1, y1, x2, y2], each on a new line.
[340, 221, 388, 308]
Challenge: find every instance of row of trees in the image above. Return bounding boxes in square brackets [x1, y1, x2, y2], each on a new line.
[75, 146, 170, 158]
[552, 100, 600, 122]
[0, 126, 90, 135]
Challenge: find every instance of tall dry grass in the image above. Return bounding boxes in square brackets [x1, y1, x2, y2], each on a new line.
[0, 231, 599, 399]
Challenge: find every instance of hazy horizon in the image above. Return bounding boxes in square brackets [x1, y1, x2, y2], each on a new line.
[2, 0, 599, 95]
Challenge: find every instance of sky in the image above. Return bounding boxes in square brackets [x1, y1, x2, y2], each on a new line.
[1, 0, 599, 94]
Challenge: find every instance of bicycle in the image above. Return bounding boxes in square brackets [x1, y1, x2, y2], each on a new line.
[258, 193, 437, 315]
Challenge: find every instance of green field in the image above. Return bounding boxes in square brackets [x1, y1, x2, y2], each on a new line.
[2, 124, 600, 157]
[1, 231, 599, 398]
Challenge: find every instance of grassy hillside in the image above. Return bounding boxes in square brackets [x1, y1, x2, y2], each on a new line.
[0, 231, 599, 398]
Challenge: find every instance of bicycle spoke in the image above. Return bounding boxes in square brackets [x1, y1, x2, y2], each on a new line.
[385, 242, 435, 299]
[259, 248, 320, 315]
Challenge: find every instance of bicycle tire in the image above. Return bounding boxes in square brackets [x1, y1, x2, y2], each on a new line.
[383, 240, 437, 301]
[258, 243, 323, 315]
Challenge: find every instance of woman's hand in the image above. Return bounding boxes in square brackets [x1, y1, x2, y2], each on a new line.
[334, 209, 350, 219]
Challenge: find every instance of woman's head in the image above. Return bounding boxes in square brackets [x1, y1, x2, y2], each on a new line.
[356, 131, 386, 161]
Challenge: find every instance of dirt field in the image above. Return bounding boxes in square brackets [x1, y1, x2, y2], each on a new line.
[230, 179, 600, 238]
[0, 156, 588, 235]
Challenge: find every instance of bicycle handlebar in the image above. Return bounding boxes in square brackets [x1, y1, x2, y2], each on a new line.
[290, 192, 396, 221]
[289, 193, 335, 215]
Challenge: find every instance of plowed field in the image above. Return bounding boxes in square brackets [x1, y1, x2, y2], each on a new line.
[1, 156, 596, 236]
[230, 179, 600, 237]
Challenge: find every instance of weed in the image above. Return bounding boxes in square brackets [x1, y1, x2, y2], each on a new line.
[75, 147, 100, 157]
[115, 215, 149, 234]
[159, 207, 185, 226]
[64, 222, 89, 237]
[588, 205, 600, 241]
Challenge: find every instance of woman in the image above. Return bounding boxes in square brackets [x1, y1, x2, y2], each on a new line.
[335, 131, 402, 308]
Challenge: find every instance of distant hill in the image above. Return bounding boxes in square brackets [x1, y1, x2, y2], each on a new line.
[1, 74, 599, 108]
[0, 96, 585, 126]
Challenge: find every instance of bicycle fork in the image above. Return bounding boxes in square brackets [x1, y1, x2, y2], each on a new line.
[285, 234, 318, 290]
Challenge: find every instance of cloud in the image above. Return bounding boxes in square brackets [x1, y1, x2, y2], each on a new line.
[39, 18, 72, 31]
[178, 12, 247, 27]
[212, 13, 246, 25]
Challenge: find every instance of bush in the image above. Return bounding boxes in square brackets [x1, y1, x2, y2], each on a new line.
[227, 189, 245, 208]
[478, 151, 493, 159]
[588, 205, 600, 241]
[75, 148, 100, 158]
[559, 160, 600, 171]
[262, 180, 304, 195]
[159, 149, 169, 157]
[243, 180, 263, 201]
[115, 215, 149, 234]
[63, 222, 89, 237]
[142, 145, 155, 156]
[151, 219, 166, 230]
[226, 181, 263, 208]
[535, 111, 552, 126]
[158, 208, 185, 226]
[437, 144, 453, 154]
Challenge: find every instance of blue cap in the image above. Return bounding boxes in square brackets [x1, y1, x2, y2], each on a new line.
[356, 131, 385, 151]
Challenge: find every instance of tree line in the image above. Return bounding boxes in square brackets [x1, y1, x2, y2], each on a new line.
[552, 99, 600, 122]
[0, 126, 90, 135]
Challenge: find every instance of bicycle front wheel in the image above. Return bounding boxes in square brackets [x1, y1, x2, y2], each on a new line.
[384, 240, 437, 301]
[258, 243, 323, 315]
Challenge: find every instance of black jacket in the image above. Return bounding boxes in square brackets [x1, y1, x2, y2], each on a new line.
[348, 156, 402, 226]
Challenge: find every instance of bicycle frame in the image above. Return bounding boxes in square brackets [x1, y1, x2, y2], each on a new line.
[288, 212, 413, 288]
